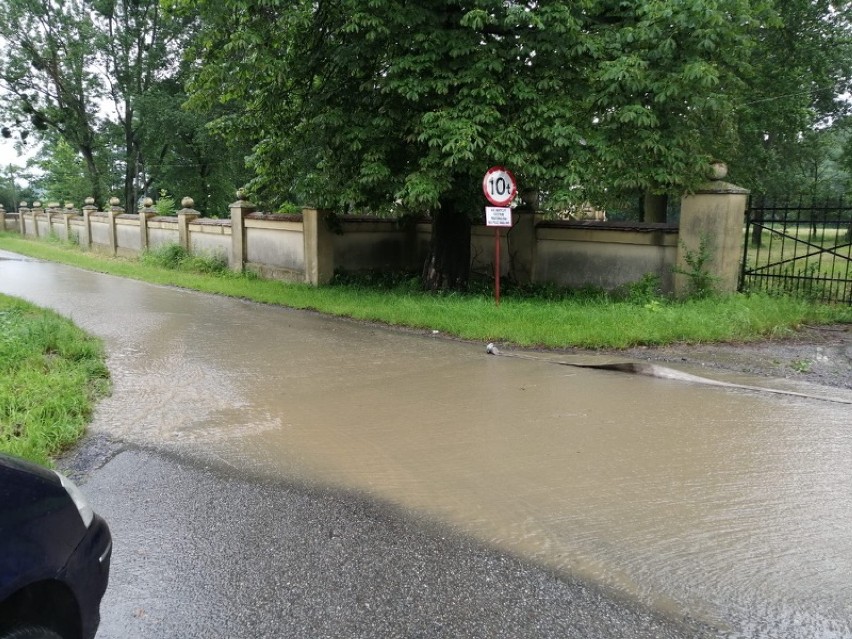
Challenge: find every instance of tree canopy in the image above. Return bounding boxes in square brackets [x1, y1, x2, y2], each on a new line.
[725, 0, 852, 196]
[4, 0, 851, 276]
[180, 0, 852, 286]
[186, 0, 773, 213]
[0, 0, 246, 214]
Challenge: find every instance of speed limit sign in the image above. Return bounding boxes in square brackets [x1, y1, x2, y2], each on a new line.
[482, 166, 517, 207]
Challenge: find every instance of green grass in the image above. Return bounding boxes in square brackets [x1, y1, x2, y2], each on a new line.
[0, 293, 110, 466]
[1, 232, 850, 351]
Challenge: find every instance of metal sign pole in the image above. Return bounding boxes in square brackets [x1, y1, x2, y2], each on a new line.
[482, 166, 517, 308]
[495, 228, 501, 306]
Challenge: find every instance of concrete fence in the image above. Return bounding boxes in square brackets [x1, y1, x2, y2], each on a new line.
[0, 173, 748, 296]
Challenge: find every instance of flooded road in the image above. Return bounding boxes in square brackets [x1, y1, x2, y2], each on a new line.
[2, 252, 851, 637]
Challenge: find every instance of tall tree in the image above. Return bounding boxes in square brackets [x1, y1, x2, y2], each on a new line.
[30, 137, 93, 207]
[135, 76, 253, 216]
[0, 163, 36, 211]
[724, 0, 852, 194]
[92, 0, 191, 210]
[0, 0, 198, 212]
[0, 0, 106, 202]
[185, 0, 764, 289]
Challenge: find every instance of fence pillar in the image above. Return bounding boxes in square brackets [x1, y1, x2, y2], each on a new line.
[18, 202, 28, 235]
[107, 197, 124, 255]
[81, 198, 97, 249]
[62, 202, 76, 241]
[302, 208, 334, 285]
[31, 202, 44, 238]
[0, 204, 5, 232]
[139, 197, 157, 251]
[677, 163, 749, 297]
[46, 202, 60, 236]
[177, 196, 200, 251]
[229, 192, 254, 272]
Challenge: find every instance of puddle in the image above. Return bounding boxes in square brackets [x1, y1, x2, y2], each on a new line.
[2, 257, 850, 637]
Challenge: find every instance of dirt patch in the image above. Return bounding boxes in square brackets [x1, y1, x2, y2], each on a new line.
[609, 324, 852, 390]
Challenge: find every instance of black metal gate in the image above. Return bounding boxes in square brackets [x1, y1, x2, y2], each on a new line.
[740, 197, 852, 304]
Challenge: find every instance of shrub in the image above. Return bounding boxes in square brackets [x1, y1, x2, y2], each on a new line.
[674, 235, 719, 299]
[142, 243, 188, 269]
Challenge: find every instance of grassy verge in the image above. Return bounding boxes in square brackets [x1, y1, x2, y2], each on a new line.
[1, 232, 849, 350]
[0, 293, 110, 465]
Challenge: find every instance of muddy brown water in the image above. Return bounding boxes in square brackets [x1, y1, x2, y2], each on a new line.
[2, 253, 851, 637]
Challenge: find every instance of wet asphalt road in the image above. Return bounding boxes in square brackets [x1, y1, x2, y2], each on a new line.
[8, 251, 850, 637]
[63, 439, 714, 639]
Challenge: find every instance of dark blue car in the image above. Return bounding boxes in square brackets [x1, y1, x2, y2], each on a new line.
[0, 453, 111, 639]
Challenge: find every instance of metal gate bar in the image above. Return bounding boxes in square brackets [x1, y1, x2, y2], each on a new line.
[741, 197, 852, 304]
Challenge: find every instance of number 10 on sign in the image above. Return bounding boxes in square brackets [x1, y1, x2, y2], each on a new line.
[482, 166, 517, 207]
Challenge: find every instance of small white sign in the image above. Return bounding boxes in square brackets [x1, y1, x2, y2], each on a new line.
[486, 206, 512, 227]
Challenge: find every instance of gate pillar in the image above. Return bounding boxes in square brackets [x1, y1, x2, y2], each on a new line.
[677, 163, 749, 297]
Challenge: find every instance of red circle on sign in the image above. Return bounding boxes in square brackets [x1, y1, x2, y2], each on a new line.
[482, 166, 517, 207]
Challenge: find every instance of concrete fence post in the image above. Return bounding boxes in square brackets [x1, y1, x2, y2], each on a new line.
[229, 191, 254, 273]
[0, 204, 5, 232]
[30, 202, 44, 238]
[82, 198, 97, 249]
[62, 202, 76, 240]
[302, 208, 334, 285]
[107, 197, 124, 256]
[139, 197, 157, 251]
[46, 202, 61, 236]
[676, 163, 749, 297]
[177, 196, 201, 252]
[18, 202, 28, 235]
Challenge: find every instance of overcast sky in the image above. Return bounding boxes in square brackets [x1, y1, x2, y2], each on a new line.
[1, 136, 39, 191]
[0, 137, 35, 166]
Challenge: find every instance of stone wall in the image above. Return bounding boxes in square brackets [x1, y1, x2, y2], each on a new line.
[6, 173, 747, 295]
[535, 221, 678, 291]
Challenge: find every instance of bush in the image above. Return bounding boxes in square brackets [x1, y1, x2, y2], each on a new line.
[674, 235, 719, 299]
[155, 193, 176, 217]
[182, 251, 228, 274]
[616, 273, 665, 305]
[142, 243, 188, 269]
[142, 243, 228, 274]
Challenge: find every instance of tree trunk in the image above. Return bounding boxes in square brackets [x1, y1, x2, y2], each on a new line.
[642, 193, 668, 223]
[124, 105, 139, 215]
[422, 197, 471, 291]
[81, 146, 102, 206]
[751, 210, 763, 248]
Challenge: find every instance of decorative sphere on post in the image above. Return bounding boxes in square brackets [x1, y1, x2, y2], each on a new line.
[181, 197, 195, 209]
[709, 161, 728, 181]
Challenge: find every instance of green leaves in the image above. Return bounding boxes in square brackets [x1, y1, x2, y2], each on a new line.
[183, 0, 851, 213]
[0, 0, 208, 211]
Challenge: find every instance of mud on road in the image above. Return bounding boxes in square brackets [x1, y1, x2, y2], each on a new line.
[604, 323, 852, 390]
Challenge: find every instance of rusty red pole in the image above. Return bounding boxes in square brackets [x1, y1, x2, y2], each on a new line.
[495, 228, 501, 306]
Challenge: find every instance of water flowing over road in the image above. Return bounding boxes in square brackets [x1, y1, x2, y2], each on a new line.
[2, 251, 850, 637]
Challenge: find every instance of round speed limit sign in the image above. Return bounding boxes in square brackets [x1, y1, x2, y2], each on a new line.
[482, 166, 517, 207]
